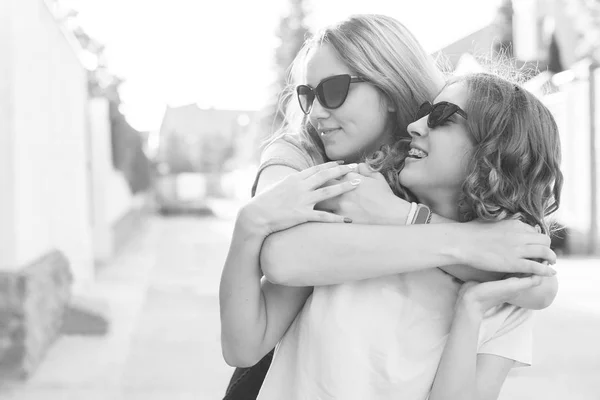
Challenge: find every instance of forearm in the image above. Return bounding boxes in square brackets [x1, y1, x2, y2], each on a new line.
[429, 304, 482, 400]
[261, 222, 463, 286]
[261, 211, 504, 287]
[507, 275, 558, 310]
[219, 221, 268, 366]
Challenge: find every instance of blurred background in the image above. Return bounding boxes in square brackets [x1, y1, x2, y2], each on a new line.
[0, 0, 599, 399]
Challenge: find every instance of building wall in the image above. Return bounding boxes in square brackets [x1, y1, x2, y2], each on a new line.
[1, 0, 93, 287]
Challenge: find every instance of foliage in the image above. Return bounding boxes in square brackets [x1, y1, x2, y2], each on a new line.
[61, 11, 151, 194]
[566, 0, 600, 63]
[493, 0, 514, 58]
[259, 0, 311, 148]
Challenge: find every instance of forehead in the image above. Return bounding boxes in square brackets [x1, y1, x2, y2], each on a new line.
[433, 82, 469, 109]
[304, 43, 352, 85]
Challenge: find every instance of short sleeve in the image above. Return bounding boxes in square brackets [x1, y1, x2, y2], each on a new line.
[477, 304, 534, 367]
[250, 135, 318, 197]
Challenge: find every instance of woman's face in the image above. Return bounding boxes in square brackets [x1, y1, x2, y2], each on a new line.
[303, 44, 394, 163]
[399, 82, 474, 205]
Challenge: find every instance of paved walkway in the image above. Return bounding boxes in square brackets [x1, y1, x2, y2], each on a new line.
[0, 208, 598, 399]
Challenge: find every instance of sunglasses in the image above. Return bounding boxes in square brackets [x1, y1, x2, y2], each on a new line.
[415, 101, 468, 128]
[296, 74, 366, 115]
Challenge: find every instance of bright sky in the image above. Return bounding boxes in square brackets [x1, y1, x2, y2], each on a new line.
[61, 0, 500, 131]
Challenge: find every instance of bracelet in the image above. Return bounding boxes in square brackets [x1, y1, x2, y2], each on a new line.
[405, 202, 418, 225]
[412, 203, 432, 225]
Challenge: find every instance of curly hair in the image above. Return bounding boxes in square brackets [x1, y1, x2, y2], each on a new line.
[368, 72, 563, 234]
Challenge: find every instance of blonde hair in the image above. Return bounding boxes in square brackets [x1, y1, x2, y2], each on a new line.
[267, 14, 446, 162]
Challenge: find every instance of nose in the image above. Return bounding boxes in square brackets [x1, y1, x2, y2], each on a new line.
[407, 116, 429, 138]
[309, 96, 331, 120]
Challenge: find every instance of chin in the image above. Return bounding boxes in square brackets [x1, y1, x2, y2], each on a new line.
[325, 145, 353, 162]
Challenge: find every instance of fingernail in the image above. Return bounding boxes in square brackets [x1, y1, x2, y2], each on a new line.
[348, 163, 357, 169]
[344, 217, 352, 223]
[336, 160, 345, 164]
[350, 178, 361, 185]
[549, 267, 557, 275]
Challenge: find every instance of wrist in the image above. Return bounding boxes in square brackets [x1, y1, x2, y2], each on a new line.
[456, 296, 485, 322]
[236, 205, 270, 238]
[385, 197, 411, 225]
[438, 223, 470, 265]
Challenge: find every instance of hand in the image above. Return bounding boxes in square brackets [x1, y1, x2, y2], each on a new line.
[238, 162, 361, 236]
[316, 163, 409, 225]
[457, 274, 544, 316]
[458, 220, 557, 277]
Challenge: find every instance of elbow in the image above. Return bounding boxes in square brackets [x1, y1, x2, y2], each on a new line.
[529, 276, 560, 310]
[221, 341, 262, 368]
[538, 275, 559, 309]
[535, 286, 558, 310]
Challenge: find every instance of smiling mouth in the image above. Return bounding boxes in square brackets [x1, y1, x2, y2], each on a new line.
[407, 148, 428, 159]
[320, 128, 341, 137]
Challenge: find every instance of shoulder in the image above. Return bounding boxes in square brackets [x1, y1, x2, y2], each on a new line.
[250, 133, 324, 197]
[260, 134, 320, 168]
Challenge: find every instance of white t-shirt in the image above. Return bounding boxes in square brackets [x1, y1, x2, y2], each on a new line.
[257, 269, 533, 400]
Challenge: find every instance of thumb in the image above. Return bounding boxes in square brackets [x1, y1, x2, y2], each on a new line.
[357, 163, 377, 177]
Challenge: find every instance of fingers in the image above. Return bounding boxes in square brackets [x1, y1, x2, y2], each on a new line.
[310, 179, 361, 204]
[511, 259, 557, 277]
[306, 210, 352, 224]
[493, 275, 545, 293]
[297, 161, 344, 180]
[303, 164, 358, 189]
[519, 244, 557, 264]
[522, 232, 551, 246]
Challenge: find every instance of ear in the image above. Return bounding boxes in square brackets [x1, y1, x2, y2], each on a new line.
[385, 96, 396, 113]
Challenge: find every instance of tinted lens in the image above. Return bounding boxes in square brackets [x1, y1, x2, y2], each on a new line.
[428, 103, 457, 128]
[415, 102, 433, 121]
[319, 75, 351, 109]
[297, 85, 314, 114]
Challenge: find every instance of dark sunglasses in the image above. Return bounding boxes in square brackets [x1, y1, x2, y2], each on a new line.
[415, 101, 468, 128]
[296, 74, 366, 115]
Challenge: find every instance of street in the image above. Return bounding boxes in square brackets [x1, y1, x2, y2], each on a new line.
[0, 208, 599, 400]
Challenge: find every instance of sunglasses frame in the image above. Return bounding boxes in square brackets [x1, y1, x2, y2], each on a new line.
[296, 74, 366, 115]
[415, 101, 468, 128]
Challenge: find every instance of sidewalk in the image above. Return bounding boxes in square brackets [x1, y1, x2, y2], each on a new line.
[500, 257, 600, 400]
[0, 214, 236, 399]
[0, 211, 598, 399]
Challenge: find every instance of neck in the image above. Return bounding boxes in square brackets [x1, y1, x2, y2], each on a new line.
[346, 131, 395, 163]
[414, 189, 461, 221]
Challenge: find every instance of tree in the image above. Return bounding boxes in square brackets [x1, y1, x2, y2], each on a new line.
[493, 0, 514, 58]
[258, 0, 310, 151]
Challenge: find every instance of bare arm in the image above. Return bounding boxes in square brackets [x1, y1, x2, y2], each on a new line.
[219, 163, 360, 367]
[429, 277, 540, 400]
[259, 165, 556, 287]
[219, 216, 312, 367]
[428, 304, 514, 400]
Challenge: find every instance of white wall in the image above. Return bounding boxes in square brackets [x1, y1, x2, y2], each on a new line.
[0, 0, 17, 270]
[0, 0, 93, 287]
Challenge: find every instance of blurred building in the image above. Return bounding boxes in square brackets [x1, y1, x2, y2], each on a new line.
[153, 105, 260, 202]
[434, 0, 600, 255]
[157, 105, 259, 170]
